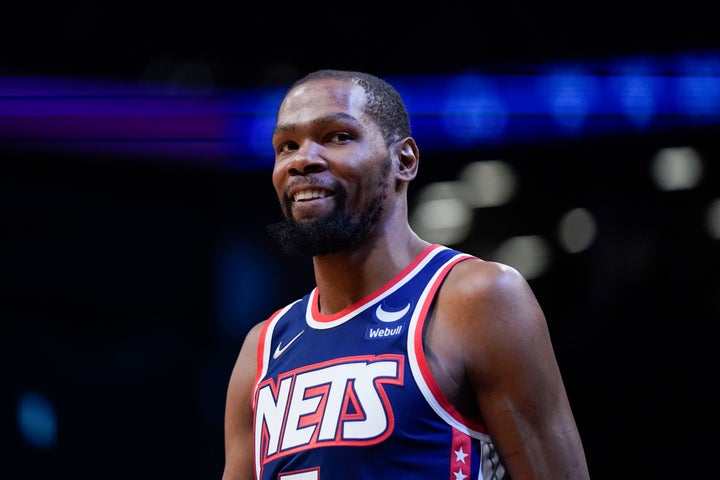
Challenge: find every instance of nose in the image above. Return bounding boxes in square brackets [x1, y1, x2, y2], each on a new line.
[285, 142, 327, 175]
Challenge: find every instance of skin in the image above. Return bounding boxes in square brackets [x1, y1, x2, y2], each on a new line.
[223, 78, 590, 480]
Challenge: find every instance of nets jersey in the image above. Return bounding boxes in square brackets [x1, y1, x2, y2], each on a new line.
[252, 244, 508, 480]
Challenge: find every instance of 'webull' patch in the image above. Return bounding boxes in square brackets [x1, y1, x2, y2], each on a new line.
[365, 324, 404, 340]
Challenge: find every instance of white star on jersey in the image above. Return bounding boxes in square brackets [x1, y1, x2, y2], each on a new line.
[453, 468, 468, 480]
[454, 446, 469, 463]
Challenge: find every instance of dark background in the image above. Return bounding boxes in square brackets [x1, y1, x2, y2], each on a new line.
[3, 3, 719, 478]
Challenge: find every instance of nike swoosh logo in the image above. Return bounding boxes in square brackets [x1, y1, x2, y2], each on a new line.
[273, 330, 305, 359]
[375, 303, 411, 323]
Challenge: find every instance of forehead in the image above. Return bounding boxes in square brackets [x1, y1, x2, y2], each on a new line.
[276, 78, 368, 126]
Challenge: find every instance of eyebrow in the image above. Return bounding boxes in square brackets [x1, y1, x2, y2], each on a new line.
[272, 112, 362, 137]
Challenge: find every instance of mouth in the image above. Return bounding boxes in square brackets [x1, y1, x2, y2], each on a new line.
[285, 185, 338, 221]
[291, 188, 332, 202]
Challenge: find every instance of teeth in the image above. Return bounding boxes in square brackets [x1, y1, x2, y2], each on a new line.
[293, 189, 328, 201]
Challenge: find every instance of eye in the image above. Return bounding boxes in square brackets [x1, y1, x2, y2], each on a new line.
[327, 132, 352, 143]
[277, 141, 299, 154]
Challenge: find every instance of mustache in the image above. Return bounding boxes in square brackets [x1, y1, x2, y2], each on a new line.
[283, 177, 337, 198]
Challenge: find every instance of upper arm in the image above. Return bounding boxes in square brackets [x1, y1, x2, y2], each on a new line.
[441, 259, 589, 479]
[222, 321, 266, 480]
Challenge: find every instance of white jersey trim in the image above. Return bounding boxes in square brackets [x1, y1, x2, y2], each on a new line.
[406, 251, 493, 441]
[305, 245, 447, 330]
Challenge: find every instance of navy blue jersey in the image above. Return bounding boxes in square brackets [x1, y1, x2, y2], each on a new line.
[252, 244, 508, 480]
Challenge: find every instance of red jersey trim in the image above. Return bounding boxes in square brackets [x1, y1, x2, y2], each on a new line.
[412, 254, 489, 435]
[254, 302, 300, 408]
[309, 244, 445, 325]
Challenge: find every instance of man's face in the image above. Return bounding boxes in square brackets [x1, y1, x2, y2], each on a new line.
[268, 79, 393, 256]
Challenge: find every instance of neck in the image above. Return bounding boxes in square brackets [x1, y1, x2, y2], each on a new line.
[311, 228, 430, 315]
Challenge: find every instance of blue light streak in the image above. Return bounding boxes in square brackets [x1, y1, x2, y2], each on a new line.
[1, 50, 718, 169]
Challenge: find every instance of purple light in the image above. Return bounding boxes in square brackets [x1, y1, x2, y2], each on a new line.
[2, 50, 719, 168]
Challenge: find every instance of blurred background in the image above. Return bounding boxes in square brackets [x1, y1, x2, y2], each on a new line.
[2, 2, 718, 478]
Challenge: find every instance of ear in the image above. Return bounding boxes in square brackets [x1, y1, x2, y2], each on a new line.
[396, 136, 419, 182]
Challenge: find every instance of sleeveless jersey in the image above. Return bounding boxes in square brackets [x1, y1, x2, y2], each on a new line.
[252, 244, 508, 480]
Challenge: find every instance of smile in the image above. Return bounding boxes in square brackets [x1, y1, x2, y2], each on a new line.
[293, 189, 329, 202]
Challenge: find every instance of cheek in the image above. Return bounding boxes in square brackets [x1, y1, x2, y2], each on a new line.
[271, 167, 285, 195]
[353, 168, 391, 207]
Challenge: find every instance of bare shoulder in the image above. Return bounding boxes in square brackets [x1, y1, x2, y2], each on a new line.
[223, 319, 268, 480]
[440, 257, 544, 329]
[447, 256, 529, 292]
[230, 320, 267, 378]
[435, 258, 590, 479]
[432, 257, 551, 384]
[242, 319, 268, 352]
[226, 319, 268, 407]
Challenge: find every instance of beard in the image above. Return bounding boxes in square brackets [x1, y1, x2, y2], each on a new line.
[267, 161, 390, 257]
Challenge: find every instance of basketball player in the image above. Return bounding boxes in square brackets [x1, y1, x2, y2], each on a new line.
[222, 69, 590, 479]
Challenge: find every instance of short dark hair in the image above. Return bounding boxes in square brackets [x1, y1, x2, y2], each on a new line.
[287, 69, 412, 145]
